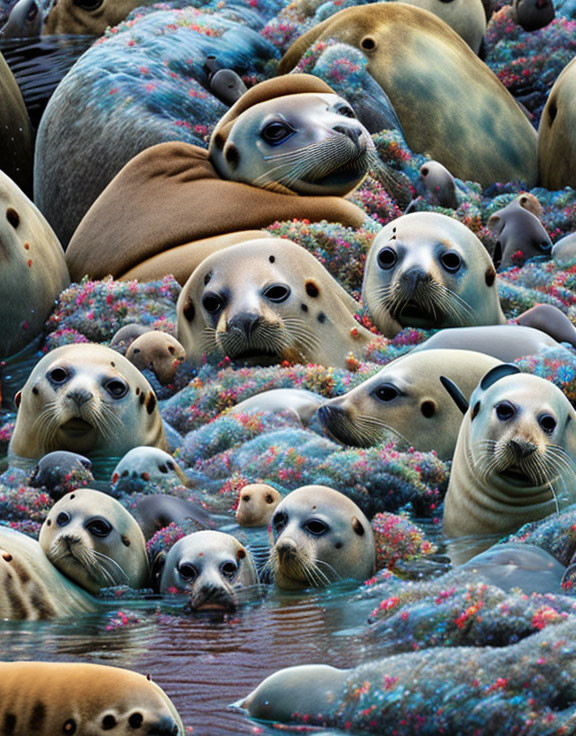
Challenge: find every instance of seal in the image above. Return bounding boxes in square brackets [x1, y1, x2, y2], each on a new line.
[488, 195, 551, 270]
[110, 322, 152, 350]
[442, 364, 576, 563]
[0, 525, 97, 619]
[28, 450, 94, 501]
[42, 0, 143, 36]
[410, 160, 459, 210]
[0, 168, 70, 357]
[236, 483, 282, 527]
[0, 661, 185, 734]
[268, 485, 375, 589]
[65, 75, 368, 282]
[176, 237, 372, 368]
[516, 304, 576, 351]
[159, 530, 259, 610]
[0, 52, 33, 195]
[126, 331, 186, 385]
[131, 494, 212, 540]
[229, 388, 325, 426]
[538, 56, 576, 190]
[0, 0, 42, 39]
[317, 349, 501, 460]
[39, 489, 149, 593]
[279, 4, 538, 187]
[9, 343, 166, 469]
[362, 212, 505, 337]
[111, 447, 189, 488]
[512, 0, 555, 31]
[552, 232, 576, 266]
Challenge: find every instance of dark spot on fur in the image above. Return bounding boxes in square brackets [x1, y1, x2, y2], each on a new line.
[485, 267, 496, 287]
[213, 133, 225, 150]
[335, 541, 343, 549]
[32, 387, 39, 395]
[317, 312, 326, 323]
[133, 348, 140, 354]
[352, 518, 365, 536]
[146, 393, 157, 415]
[122, 535, 131, 547]
[225, 144, 240, 169]
[28, 702, 46, 731]
[2, 553, 12, 562]
[3, 713, 17, 735]
[548, 98, 557, 126]
[204, 271, 212, 285]
[301, 303, 308, 312]
[183, 299, 195, 322]
[421, 400, 436, 418]
[471, 401, 481, 420]
[361, 35, 376, 50]
[269, 255, 275, 263]
[6, 208, 19, 229]
[139, 392, 145, 405]
[237, 548, 246, 560]
[46, 520, 51, 527]
[305, 281, 319, 298]
[70, 494, 75, 500]
[135, 387, 140, 395]
[110, 362, 115, 367]
[14, 391, 21, 409]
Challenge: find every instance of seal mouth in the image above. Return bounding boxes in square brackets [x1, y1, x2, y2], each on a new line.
[230, 348, 281, 366]
[60, 418, 93, 436]
[498, 468, 534, 486]
[392, 301, 445, 326]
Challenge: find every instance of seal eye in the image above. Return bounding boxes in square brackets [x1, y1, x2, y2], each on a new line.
[372, 383, 400, 402]
[202, 292, 225, 314]
[48, 367, 70, 385]
[62, 720, 77, 735]
[263, 284, 291, 303]
[261, 121, 294, 146]
[179, 563, 198, 581]
[101, 715, 116, 730]
[539, 413, 557, 434]
[272, 511, 288, 535]
[495, 401, 516, 421]
[73, 0, 104, 10]
[128, 713, 144, 729]
[303, 519, 329, 536]
[57, 511, 71, 527]
[538, 241, 552, 253]
[220, 560, 238, 579]
[86, 518, 112, 538]
[265, 494, 275, 503]
[336, 104, 356, 119]
[104, 378, 128, 399]
[440, 251, 462, 273]
[377, 247, 397, 270]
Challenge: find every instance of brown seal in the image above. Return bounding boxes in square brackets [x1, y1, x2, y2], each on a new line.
[42, 0, 143, 36]
[126, 331, 186, 385]
[236, 483, 282, 527]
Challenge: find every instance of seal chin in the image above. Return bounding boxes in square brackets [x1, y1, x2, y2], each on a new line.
[391, 300, 446, 328]
[294, 151, 369, 196]
[59, 418, 94, 436]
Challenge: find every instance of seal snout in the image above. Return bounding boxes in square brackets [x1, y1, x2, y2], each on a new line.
[509, 438, 537, 460]
[333, 124, 364, 148]
[146, 715, 181, 735]
[228, 312, 262, 339]
[276, 538, 299, 564]
[66, 388, 94, 407]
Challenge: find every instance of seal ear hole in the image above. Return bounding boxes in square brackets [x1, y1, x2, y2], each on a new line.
[471, 401, 481, 420]
[133, 348, 141, 354]
[361, 35, 376, 50]
[352, 517, 365, 536]
[305, 280, 320, 298]
[145, 392, 157, 415]
[420, 400, 436, 418]
[183, 299, 196, 322]
[485, 267, 496, 287]
[101, 715, 117, 730]
[6, 207, 19, 228]
[269, 255, 275, 263]
[421, 166, 429, 177]
[224, 144, 240, 169]
[121, 535, 131, 547]
[213, 133, 225, 150]
[14, 390, 21, 408]
[237, 548, 247, 560]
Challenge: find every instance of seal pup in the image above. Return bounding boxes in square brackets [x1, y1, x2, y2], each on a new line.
[9, 343, 166, 469]
[552, 232, 576, 266]
[279, 4, 538, 187]
[317, 349, 501, 460]
[29, 450, 94, 501]
[488, 196, 551, 270]
[0, 661, 185, 734]
[159, 530, 259, 611]
[236, 483, 282, 527]
[362, 212, 505, 337]
[409, 160, 459, 210]
[39, 489, 149, 593]
[0, 168, 69, 357]
[442, 364, 576, 563]
[229, 388, 325, 426]
[126, 331, 186, 385]
[539, 56, 576, 190]
[268, 485, 375, 590]
[176, 238, 372, 368]
[111, 447, 189, 488]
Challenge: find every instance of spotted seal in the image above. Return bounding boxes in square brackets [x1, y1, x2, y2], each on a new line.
[9, 343, 166, 469]
[362, 212, 505, 337]
[176, 237, 372, 368]
[39, 489, 149, 593]
[268, 485, 375, 589]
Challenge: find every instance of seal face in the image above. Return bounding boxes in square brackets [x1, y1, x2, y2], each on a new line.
[362, 212, 505, 337]
[317, 349, 501, 460]
[268, 485, 375, 589]
[126, 330, 186, 385]
[210, 92, 372, 197]
[9, 343, 166, 467]
[176, 237, 371, 368]
[39, 489, 149, 593]
[236, 483, 282, 527]
[160, 530, 259, 611]
[112, 447, 188, 489]
[0, 661, 185, 734]
[443, 365, 576, 561]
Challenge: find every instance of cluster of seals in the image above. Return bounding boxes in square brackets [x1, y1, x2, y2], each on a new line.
[0, 52, 33, 195]
[279, 4, 538, 187]
[0, 661, 185, 734]
[488, 194, 551, 270]
[176, 237, 372, 368]
[317, 349, 501, 460]
[65, 75, 368, 283]
[268, 485, 375, 589]
[8, 343, 166, 468]
[442, 364, 576, 563]
[362, 212, 505, 336]
[159, 530, 259, 611]
[0, 168, 69, 357]
[39, 489, 149, 593]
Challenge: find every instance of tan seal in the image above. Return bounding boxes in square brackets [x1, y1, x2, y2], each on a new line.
[362, 212, 505, 337]
[268, 485, 375, 589]
[538, 56, 576, 190]
[43, 0, 142, 36]
[318, 349, 501, 460]
[176, 237, 372, 368]
[442, 364, 576, 563]
[9, 343, 166, 468]
[236, 483, 282, 527]
[39, 489, 149, 593]
[0, 661, 184, 734]
[279, 4, 538, 187]
[0, 168, 69, 357]
[126, 330, 186, 385]
[159, 530, 259, 610]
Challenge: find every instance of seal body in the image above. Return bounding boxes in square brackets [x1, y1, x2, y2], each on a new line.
[0, 168, 69, 357]
[318, 349, 501, 459]
[9, 343, 166, 467]
[176, 238, 372, 368]
[159, 530, 259, 610]
[29, 450, 93, 501]
[552, 232, 576, 266]
[279, 4, 538, 187]
[269, 485, 375, 589]
[39, 489, 149, 593]
[0, 661, 184, 734]
[0, 52, 33, 195]
[443, 366, 576, 562]
[539, 57, 576, 190]
[362, 212, 505, 336]
[132, 494, 212, 540]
